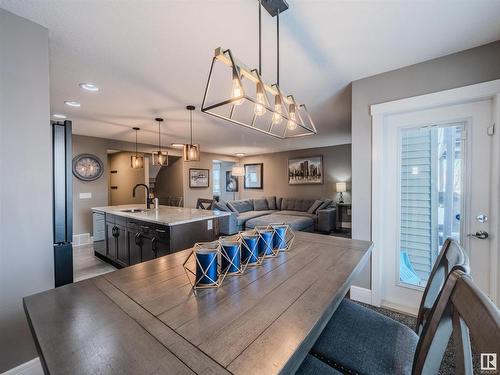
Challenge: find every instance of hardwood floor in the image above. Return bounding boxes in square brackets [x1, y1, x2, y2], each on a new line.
[73, 244, 116, 282]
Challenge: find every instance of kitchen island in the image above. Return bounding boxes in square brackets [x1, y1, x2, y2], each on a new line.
[92, 204, 230, 268]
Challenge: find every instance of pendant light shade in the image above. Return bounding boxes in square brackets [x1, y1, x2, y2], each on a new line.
[131, 127, 144, 169]
[231, 153, 245, 176]
[152, 117, 168, 166]
[183, 105, 200, 161]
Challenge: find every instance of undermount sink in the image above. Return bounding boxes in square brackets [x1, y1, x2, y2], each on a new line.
[120, 208, 147, 213]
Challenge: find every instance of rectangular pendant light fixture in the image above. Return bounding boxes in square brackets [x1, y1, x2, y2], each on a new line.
[152, 118, 168, 166]
[201, 1, 317, 139]
[131, 127, 144, 168]
[183, 105, 200, 161]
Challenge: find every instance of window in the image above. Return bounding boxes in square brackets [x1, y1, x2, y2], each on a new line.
[399, 124, 464, 287]
[213, 162, 221, 196]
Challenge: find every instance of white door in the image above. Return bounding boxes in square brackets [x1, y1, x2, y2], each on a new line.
[378, 99, 495, 313]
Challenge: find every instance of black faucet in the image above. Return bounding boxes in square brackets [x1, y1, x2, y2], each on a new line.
[132, 183, 151, 209]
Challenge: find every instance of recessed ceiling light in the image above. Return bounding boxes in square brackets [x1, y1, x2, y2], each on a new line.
[171, 143, 184, 148]
[79, 83, 99, 92]
[235, 153, 245, 157]
[65, 101, 81, 107]
[52, 114, 67, 119]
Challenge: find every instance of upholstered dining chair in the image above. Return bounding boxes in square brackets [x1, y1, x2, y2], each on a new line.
[413, 269, 499, 374]
[309, 239, 469, 375]
[299, 269, 500, 375]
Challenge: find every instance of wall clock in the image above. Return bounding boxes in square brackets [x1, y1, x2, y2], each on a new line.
[72, 154, 104, 181]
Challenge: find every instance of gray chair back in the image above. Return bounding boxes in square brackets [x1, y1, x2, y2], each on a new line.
[416, 239, 470, 334]
[413, 269, 500, 374]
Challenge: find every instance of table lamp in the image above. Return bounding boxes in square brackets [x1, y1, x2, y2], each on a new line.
[336, 182, 347, 203]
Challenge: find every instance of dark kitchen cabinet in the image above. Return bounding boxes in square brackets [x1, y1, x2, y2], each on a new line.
[106, 222, 117, 260]
[96, 212, 195, 268]
[127, 228, 143, 265]
[115, 224, 128, 267]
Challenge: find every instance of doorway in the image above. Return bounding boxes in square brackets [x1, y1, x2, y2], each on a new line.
[371, 81, 500, 313]
[213, 160, 237, 202]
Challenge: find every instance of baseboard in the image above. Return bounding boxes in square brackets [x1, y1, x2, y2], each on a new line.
[1, 358, 43, 375]
[380, 300, 418, 317]
[349, 286, 372, 305]
[72, 233, 92, 247]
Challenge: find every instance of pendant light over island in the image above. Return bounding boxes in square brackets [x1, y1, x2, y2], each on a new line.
[183, 105, 200, 161]
[131, 127, 144, 169]
[152, 117, 168, 166]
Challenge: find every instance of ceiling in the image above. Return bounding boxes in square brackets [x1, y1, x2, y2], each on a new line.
[2, 0, 500, 156]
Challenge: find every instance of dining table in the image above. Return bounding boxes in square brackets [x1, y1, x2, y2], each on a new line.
[24, 231, 373, 374]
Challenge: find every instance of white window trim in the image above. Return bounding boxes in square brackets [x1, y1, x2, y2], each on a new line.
[370, 79, 500, 307]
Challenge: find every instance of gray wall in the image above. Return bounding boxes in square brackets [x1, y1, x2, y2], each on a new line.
[155, 157, 183, 198]
[0, 10, 52, 372]
[240, 145, 352, 202]
[352, 40, 500, 288]
[108, 152, 147, 206]
[73, 135, 110, 236]
[72, 135, 181, 234]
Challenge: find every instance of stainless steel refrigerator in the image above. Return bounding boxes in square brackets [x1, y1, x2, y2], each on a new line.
[52, 120, 73, 287]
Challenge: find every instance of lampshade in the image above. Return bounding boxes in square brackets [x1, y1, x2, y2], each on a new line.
[131, 127, 144, 169]
[152, 151, 168, 166]
[183, 144, 200, 162]
[231, 165, 245, 177]
[152, 117, 168, 166]
[336, 182, 347, 193]
[131, 154, 144, 169]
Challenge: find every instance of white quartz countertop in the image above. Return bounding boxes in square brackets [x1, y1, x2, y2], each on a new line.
[92, 204, 230, 226]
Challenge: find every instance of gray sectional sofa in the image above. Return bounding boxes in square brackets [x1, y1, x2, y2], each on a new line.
[214, 196, 336, 235]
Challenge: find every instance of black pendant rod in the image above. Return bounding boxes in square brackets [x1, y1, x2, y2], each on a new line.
[158, 122, 161, 151]
[258, 0, 262, 75]
[186, 105, 195, 144]
[276, 8, 280, 86]
[190, 111, 193, 144]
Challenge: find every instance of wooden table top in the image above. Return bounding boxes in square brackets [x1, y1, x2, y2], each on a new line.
[24, 232, 372, 375]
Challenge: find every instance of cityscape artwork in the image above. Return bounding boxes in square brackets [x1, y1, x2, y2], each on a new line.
[288, 156, 323, 185]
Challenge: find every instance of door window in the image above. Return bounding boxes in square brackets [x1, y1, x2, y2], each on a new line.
[399, 123, 464, 287]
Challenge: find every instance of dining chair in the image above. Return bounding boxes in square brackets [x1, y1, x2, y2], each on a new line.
[412, 269, 500, 374]
[296, 354, 343, 374]
[303, 269, 499, 375]
[196, 198, 214, 210]
[309, 238, 469, 375]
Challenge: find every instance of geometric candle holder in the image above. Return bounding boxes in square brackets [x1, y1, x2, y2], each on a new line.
[220, 237, 243, 276]
[269, 223, 295, 251]
[183, 241, 230, 290]
[239, 230, 261, 270]
[255, 227, 278, 260]
[182, 225, 295, 292]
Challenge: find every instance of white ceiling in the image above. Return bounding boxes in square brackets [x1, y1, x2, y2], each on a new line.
[2, 0, 500, 155]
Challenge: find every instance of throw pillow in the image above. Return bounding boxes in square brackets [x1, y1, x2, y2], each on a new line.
[227, 199, 253, 213]
[213, 201, 229, 212]
[276, 197, 282, 210]
[307, 200, 324, 214]
[253, 198, 269, 211]
[317, 199, 333, 211]
[266, 196, 277, 210]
